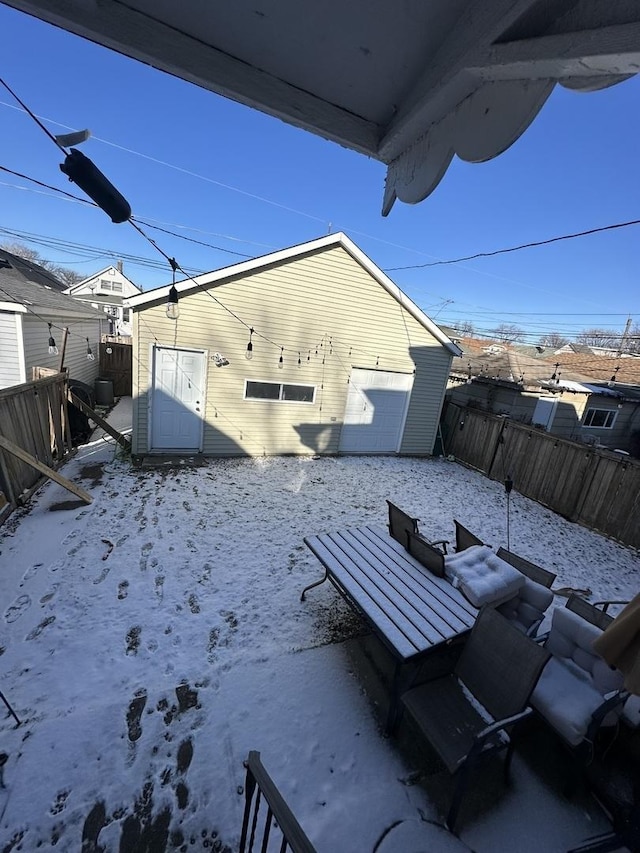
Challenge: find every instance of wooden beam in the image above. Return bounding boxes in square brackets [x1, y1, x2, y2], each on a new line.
[467, 22, 640, 81]
[0, 434, 92, 504]
[68, 392, 131, 452]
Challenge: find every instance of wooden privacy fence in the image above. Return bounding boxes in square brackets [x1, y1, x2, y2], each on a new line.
[99, 341, 132, 397]
[0, 373, 70, 512]
[441, 402, 640, 549]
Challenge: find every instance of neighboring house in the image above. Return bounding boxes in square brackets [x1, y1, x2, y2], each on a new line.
[128, 233, 461, 458]
[64, 262, 141, 336]
[0, 248, 105, 390]
[446, 337, 640, 453]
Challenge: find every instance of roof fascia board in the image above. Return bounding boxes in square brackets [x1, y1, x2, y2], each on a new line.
[129, 232, 461, 356]
[0, 301, 27, 313]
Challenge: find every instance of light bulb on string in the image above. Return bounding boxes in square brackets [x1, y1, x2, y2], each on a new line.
[86, 337, 95, 361]
[48, 323, 58, 355]
[166, 259, 179, 320]
[298, 352, 302, 367]
[278, 347, 284, 369]
[246, 328, 254, 360]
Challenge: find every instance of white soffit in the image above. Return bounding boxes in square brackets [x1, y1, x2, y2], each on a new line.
[5, 0, 640, 213]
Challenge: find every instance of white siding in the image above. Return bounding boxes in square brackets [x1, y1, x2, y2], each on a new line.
[133, 245, 452, 456]
[0, 311, 24, 389]
[22, 315, 103, 385]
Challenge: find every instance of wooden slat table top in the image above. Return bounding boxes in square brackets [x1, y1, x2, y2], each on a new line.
[304, 525, 477, 662]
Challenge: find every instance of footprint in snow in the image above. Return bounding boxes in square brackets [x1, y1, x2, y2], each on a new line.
[26, 615, 55, 640]
[5, 594, 31, 624]
[93, 564, 111, 585]
[21, 563, 43, 585]
[40, 585, 59, 605]
[118, 580, 129, 600]
[126, 626, 141, 656]
[61, 529, 79, 546]
[126, 690, 147, 741]
[50, 790, 69, 816]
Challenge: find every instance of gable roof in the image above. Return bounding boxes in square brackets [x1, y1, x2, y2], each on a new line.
[65, 265, 142, 294]
[128, 232, 462, 356]
[0, 250, 105, 320]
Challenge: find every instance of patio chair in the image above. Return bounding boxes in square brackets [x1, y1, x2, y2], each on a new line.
[531, 604, 628, 765]
[401, 607, 550, 832]
[495, 548, 556, 588]
[386, 500, 449, 553]
[453, 519, 486, 552]
[566, 594, 615, 631]
[495, 548, 556, 637]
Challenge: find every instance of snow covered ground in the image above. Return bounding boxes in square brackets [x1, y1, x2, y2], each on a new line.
[0, 398, 638, 852]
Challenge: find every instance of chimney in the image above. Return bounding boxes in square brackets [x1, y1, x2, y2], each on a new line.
[117, 260, 123, 274]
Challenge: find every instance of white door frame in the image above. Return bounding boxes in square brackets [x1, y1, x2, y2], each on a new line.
[148, 344, 207, 452]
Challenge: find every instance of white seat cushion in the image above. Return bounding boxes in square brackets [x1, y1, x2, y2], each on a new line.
[444, 545, 524, 608]
[531, 657, 615, 746]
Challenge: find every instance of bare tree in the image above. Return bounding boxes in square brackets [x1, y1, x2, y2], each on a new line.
[576, 328, 621, 349]
[623, 323, 640, 354]
[453, 320, 474, 336]
[0, 241, 82, 287]
[491, 323, 524, 343]
[538, 331, 569, 349]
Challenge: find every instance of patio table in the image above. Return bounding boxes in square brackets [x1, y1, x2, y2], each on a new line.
[301, 525, 478, 731]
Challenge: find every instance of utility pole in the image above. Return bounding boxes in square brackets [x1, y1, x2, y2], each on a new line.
[617, 315, 632, 356]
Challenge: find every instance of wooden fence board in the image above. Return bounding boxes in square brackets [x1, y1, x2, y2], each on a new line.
[99, 342, 132, 396]
[442, 404, 640, 548]
[0, 374, 71, 511]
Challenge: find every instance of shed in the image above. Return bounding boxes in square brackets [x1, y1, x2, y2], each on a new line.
[129, 233, 461, 457]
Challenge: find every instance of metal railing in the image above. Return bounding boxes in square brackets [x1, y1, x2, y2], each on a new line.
[240, 751, 316, 853]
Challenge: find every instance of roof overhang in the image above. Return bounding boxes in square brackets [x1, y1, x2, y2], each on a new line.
[128, 232, 462, 356]
[5, 0, 639, 214]
[0, 301, 27, 313]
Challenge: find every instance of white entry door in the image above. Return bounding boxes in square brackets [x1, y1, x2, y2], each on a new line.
[339, 369, 414, 453]
[151, 346, 206, 450]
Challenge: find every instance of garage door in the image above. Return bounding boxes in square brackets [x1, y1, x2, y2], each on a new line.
[339, 369, 414, 453]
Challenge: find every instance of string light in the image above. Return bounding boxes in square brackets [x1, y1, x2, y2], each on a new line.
[166, 258, 179, 320]
[278, 347, 284, 369]
[298, 352, 302, 367]
[246, 328, 254, 360]
[48, 323, 58, 355]
[86, 337, 95, 361]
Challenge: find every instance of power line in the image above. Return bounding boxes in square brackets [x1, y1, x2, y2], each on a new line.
[0, 166, 254, 259]
[386, 219, 640, 271]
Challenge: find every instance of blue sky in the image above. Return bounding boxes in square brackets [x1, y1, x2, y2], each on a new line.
[1, 3, 638, 342]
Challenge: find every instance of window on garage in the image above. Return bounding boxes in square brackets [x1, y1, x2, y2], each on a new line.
[245, 381, 315, 403]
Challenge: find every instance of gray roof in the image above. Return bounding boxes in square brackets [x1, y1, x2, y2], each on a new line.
[0, 248, 67, 291]
[0, 249, 104, 320]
